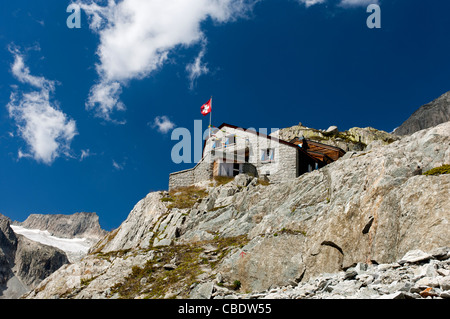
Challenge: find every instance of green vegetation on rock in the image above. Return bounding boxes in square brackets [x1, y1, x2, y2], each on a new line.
[162, 185, 208, 209]
[423, 164, 450, 176]
[110, 235, 249, 299]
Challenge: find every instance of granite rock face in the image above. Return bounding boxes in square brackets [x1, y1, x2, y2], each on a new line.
[90, 193, 168, 253]
[13, 236, 69, 288]
[24, 122, 450, 299]
[394, 91, 450, 136]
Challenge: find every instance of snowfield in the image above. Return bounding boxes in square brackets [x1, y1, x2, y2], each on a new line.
[11, 225, 91, 262]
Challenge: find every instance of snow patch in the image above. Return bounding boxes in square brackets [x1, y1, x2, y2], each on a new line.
[11, 225, 91, 262]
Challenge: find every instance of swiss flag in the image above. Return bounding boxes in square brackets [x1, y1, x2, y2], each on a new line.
[200, 98, 212, 116]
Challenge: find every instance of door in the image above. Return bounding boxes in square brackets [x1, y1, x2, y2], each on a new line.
[233, 163, 241, 176]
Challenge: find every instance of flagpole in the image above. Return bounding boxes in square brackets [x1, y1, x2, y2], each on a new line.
[209, 96, 212, 139]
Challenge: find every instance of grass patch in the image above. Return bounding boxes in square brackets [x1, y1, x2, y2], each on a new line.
[279, 227, 307, 237]
[111, 245, 204, 299]
[209, 235, 248, 269]
[80, 276, 97, 287]
[256, 178, 270, 186]
[89, 228, 119, 254]
[110, 235, 249, 299]
[423, 164, 450, 176]
[231, 280, 241, 290]
[209, 205, 229, 212]
[95, 248, 131, 262]
[162, 185, 208, 209]
[213, 176, 234, 186]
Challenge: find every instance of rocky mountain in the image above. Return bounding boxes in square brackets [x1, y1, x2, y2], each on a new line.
[393, 91, 450, 136]
[14, 212, 107, 242]
[0, 212, 109, 298]
[0, 216, 68, 299]
[23, 121, 450, 299]
[275, 123, 400, 152]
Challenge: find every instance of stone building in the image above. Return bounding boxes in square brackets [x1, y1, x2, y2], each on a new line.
[169, 123, 345, 190]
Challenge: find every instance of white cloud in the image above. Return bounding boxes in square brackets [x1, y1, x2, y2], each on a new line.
[80, 149, 94, 161]
[186, 44, 209, 90]
[7, 50, 77, 165]
[297, 0, 325, 7]
[77, 0, 257, 121]
[10, 49, 55, 91]
[112, 159, 124, 170]
[86, 81, 126, 123]
[17, 149, 32, 160]
[152, 115, 176, 134]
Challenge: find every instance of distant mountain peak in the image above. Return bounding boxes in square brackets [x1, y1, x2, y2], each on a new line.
[394, 91, 450, 136]
[14, 212, 107, 241]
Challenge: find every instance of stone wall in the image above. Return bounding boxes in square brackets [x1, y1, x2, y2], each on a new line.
[193, 158, 213, 184]
[169, 157, 213, 191]
[169, 168, 194, 190]
[266, 143, 298, 183]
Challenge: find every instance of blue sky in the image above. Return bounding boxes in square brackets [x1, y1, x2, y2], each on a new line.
[1, 0, 449, 230]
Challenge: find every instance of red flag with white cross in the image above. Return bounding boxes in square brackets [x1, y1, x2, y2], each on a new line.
[200, 98, 212, 116]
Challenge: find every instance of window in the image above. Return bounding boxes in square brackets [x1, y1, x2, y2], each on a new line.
[261, 148, 275, 163]
[224, 135, 236, 147]
[212, 138, 222, 149]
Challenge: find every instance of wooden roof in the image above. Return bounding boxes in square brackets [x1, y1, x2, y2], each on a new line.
[290, 138, 346, 162]
[304, 151, 333, 163]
